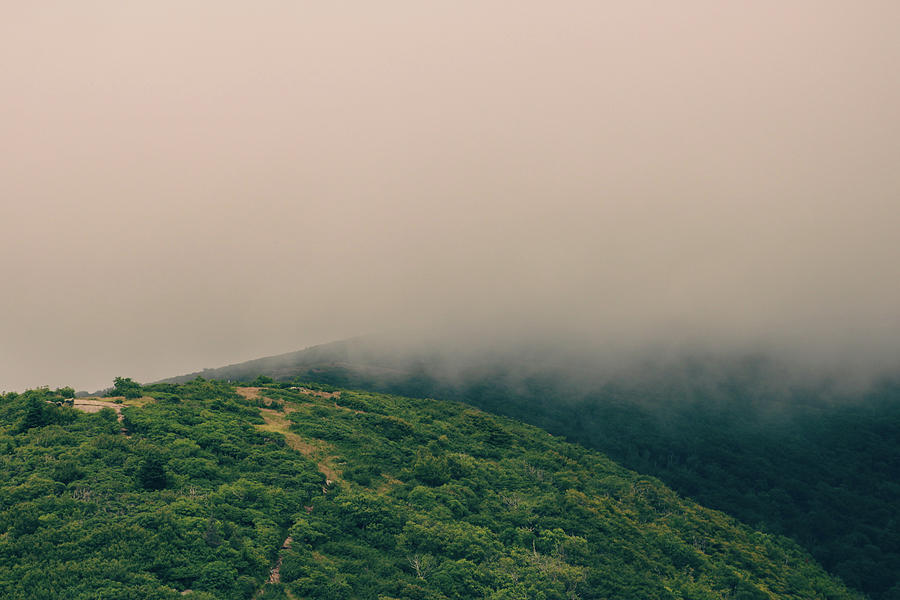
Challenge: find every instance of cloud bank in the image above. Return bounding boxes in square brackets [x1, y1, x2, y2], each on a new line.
[2, 2, 899, 391]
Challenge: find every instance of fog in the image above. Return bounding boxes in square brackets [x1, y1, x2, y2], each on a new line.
[2, 2, 900, 392]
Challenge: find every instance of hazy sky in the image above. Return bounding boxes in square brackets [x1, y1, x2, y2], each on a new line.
[2, 2, 899, 391]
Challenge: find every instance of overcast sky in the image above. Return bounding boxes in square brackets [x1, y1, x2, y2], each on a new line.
[2, 2, 899, 392]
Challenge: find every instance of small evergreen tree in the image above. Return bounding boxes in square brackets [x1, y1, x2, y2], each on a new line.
[19, 397, 47, 431]
[136, 454, 167, 490]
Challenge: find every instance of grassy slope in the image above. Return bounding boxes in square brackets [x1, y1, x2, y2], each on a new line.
[0, 381, 860, 599]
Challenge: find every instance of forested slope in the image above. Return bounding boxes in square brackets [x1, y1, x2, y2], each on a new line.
[169, 342, 899, 599]
[0, 380, 860, 599]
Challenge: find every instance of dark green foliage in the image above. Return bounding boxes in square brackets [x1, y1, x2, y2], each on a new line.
[137, 453, 168, 490]
[0, 380, 863, 599]
[220, 349, 899, 599]
[274, 385, 861, 600]
[55, 386, 76, 399]
[412, 449, 451, 486]
[112, 376, 143, 399]
[0, 381, 323, 600]
[14, 387, 79, 432]
[52, 460, 85, 484]
[19, 396, 48, 431]
[203, 518, 223, 547]
[344, 463, 381, 486]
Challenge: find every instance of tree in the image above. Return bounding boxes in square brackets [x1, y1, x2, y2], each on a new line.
[137, 454, 168, 490]
[55, 386, 76, 399]
[407, 554, 435, 580]
[19, 397, 47, 431]
[412, 450, 450, 487]
[112, 377, 142, 399]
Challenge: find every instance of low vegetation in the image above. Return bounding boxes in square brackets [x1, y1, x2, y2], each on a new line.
[205, 346, 898, 599]
[0, 380, 862, 599]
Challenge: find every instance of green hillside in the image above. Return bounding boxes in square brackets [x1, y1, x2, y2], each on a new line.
[163, 340, 900, 599]
[0, 379, 858, 599]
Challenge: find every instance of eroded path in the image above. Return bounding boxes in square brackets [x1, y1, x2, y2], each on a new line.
[256, 407, 341, 483]
[236, 387, 342, 482]
[237, 387, 332, 599]
[266, 536, 293, 584]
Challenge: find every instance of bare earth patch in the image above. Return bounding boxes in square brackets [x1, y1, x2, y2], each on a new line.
[65, 396, 154, 435]
[70, 399, 124, 422]
[235, 387, 262, 401]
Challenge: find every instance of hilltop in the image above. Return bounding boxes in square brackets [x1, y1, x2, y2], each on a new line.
[0, 379, 860, 599]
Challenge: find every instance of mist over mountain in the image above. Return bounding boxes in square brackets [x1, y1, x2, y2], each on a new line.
[3, 2, 900, 393]
[163, 330, 898, 399]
